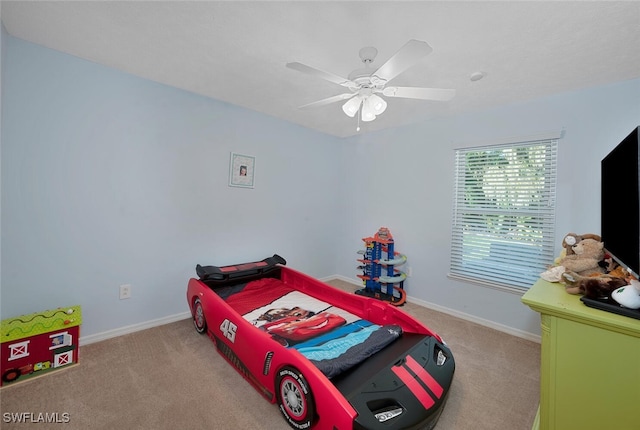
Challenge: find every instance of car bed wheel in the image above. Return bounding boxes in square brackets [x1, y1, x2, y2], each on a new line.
[276, 366, 315, 429]
[192, 298, 207, 334]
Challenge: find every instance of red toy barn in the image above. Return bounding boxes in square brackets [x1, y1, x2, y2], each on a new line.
[1, 305, 82, 387]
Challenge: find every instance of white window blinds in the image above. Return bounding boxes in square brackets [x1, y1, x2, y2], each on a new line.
[449, 138, 558, 290]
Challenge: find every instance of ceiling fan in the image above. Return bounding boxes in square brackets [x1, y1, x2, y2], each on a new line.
[286, 39, 456, 124]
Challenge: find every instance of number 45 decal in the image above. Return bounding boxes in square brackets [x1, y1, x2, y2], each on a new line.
[220, 319, 238, 343]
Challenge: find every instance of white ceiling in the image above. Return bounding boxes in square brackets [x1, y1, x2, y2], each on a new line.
[2, 1, 639, 138]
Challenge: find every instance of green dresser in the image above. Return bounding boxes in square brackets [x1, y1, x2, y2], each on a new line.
[522, 279, 640, 430]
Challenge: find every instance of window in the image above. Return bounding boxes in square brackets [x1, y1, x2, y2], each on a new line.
[8, 340, 30, 361]
[449, 136, 558, 290]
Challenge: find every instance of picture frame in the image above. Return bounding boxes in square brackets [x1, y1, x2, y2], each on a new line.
[229, 152, 256, 188]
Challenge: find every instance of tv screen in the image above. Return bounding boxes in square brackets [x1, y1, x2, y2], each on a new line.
[601, 126, 640, 278]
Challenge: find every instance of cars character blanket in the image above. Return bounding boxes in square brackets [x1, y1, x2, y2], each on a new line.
[224, 278, 402, 378]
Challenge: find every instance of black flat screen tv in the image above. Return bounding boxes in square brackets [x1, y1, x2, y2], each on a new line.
[601, 126, 640, 279]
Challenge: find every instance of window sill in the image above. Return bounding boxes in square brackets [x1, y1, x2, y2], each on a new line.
[447, 273, 528, 296]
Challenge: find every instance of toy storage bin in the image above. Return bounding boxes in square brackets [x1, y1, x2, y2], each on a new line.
[1, 305, 82, 387]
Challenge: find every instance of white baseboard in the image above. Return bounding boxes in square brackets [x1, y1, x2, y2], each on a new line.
[80, 311, 191, 346]
[321, 275, 541, 344]
[81, 275, 541, 346]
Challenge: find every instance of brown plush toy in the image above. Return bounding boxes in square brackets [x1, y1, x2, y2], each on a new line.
[562, 233, 602, 256]
[561, 270, 628, 298]
[556, 238, 605, 276]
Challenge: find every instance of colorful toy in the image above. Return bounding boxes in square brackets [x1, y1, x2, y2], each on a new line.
[356, 227, 407, 305]
[1, 306, 82, 387]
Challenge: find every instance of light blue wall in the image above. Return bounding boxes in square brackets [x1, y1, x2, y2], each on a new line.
[337, 78, 640, 336]
[2, 31, 639, 339]
[1, 35, 345, 336]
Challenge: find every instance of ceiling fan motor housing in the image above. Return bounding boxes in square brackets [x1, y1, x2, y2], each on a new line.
[348, 46, 385, 90]
[358, 46, 378, 64]
[347, 71, 382, 90]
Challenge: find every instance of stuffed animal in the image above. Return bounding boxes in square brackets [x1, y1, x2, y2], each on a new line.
[611, 279, 640, 309]
[541, 235, 607, 283]
[540, 265, 566, 283]
[556, 238, 605, 276]
[561, 270, 628, 297]
[561, 233, 602, 256]
[611, 266, 637, 281]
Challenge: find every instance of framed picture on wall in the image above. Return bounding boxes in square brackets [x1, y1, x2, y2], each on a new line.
[229, 152, 256, 188]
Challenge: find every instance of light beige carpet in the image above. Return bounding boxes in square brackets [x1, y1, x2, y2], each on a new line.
[0, 279, 540, 429]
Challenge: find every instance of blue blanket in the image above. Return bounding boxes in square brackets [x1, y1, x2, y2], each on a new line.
[295, 322, 402, 378]
[229, 283, 403, 378]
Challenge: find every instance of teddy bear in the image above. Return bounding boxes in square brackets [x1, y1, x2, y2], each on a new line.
[561, 233, 602, 256]
[556, 238, 605, 276]
[540, 237, 607, 282]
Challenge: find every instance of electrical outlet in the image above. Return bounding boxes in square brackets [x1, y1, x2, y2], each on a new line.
[406, 266, 413, 277]
[119, 284, 132, 300]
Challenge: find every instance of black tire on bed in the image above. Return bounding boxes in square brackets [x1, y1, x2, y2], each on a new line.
[276, 366, 315, 429]
[192, 298, 207, 334]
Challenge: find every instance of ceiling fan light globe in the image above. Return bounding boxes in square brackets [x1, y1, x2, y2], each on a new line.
[342, 96, 362, 117]
[361, 98, 375, 122]
[361, 99, 376, 122]
[368, 94, 387, 115]
[362, 111, 376, 122]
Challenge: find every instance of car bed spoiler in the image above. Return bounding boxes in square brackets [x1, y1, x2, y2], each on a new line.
[196, 254, 286, 281]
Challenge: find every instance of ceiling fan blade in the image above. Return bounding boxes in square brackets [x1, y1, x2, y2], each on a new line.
[286, 62, 357, 88]
[297, 93, 356, 109]
[371, 40, 433, 84]
[382, 86, 456, 101]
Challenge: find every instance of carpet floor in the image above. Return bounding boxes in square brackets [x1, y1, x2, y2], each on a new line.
[0, 279, 540, 429]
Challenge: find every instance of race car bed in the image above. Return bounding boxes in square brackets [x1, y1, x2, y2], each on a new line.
[187, 255, 455, 430]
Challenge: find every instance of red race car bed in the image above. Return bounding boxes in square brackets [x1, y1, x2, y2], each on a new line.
[187, 255, 455, 430]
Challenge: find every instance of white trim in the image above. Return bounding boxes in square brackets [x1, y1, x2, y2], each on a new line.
[320, 275, 541, 344]
[319, 274, 358, 284]
[80, 311, 191, 346]
[454, 128, 564, 149]
[406, 295, 541, 344]
[79, 276, 542, 346]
